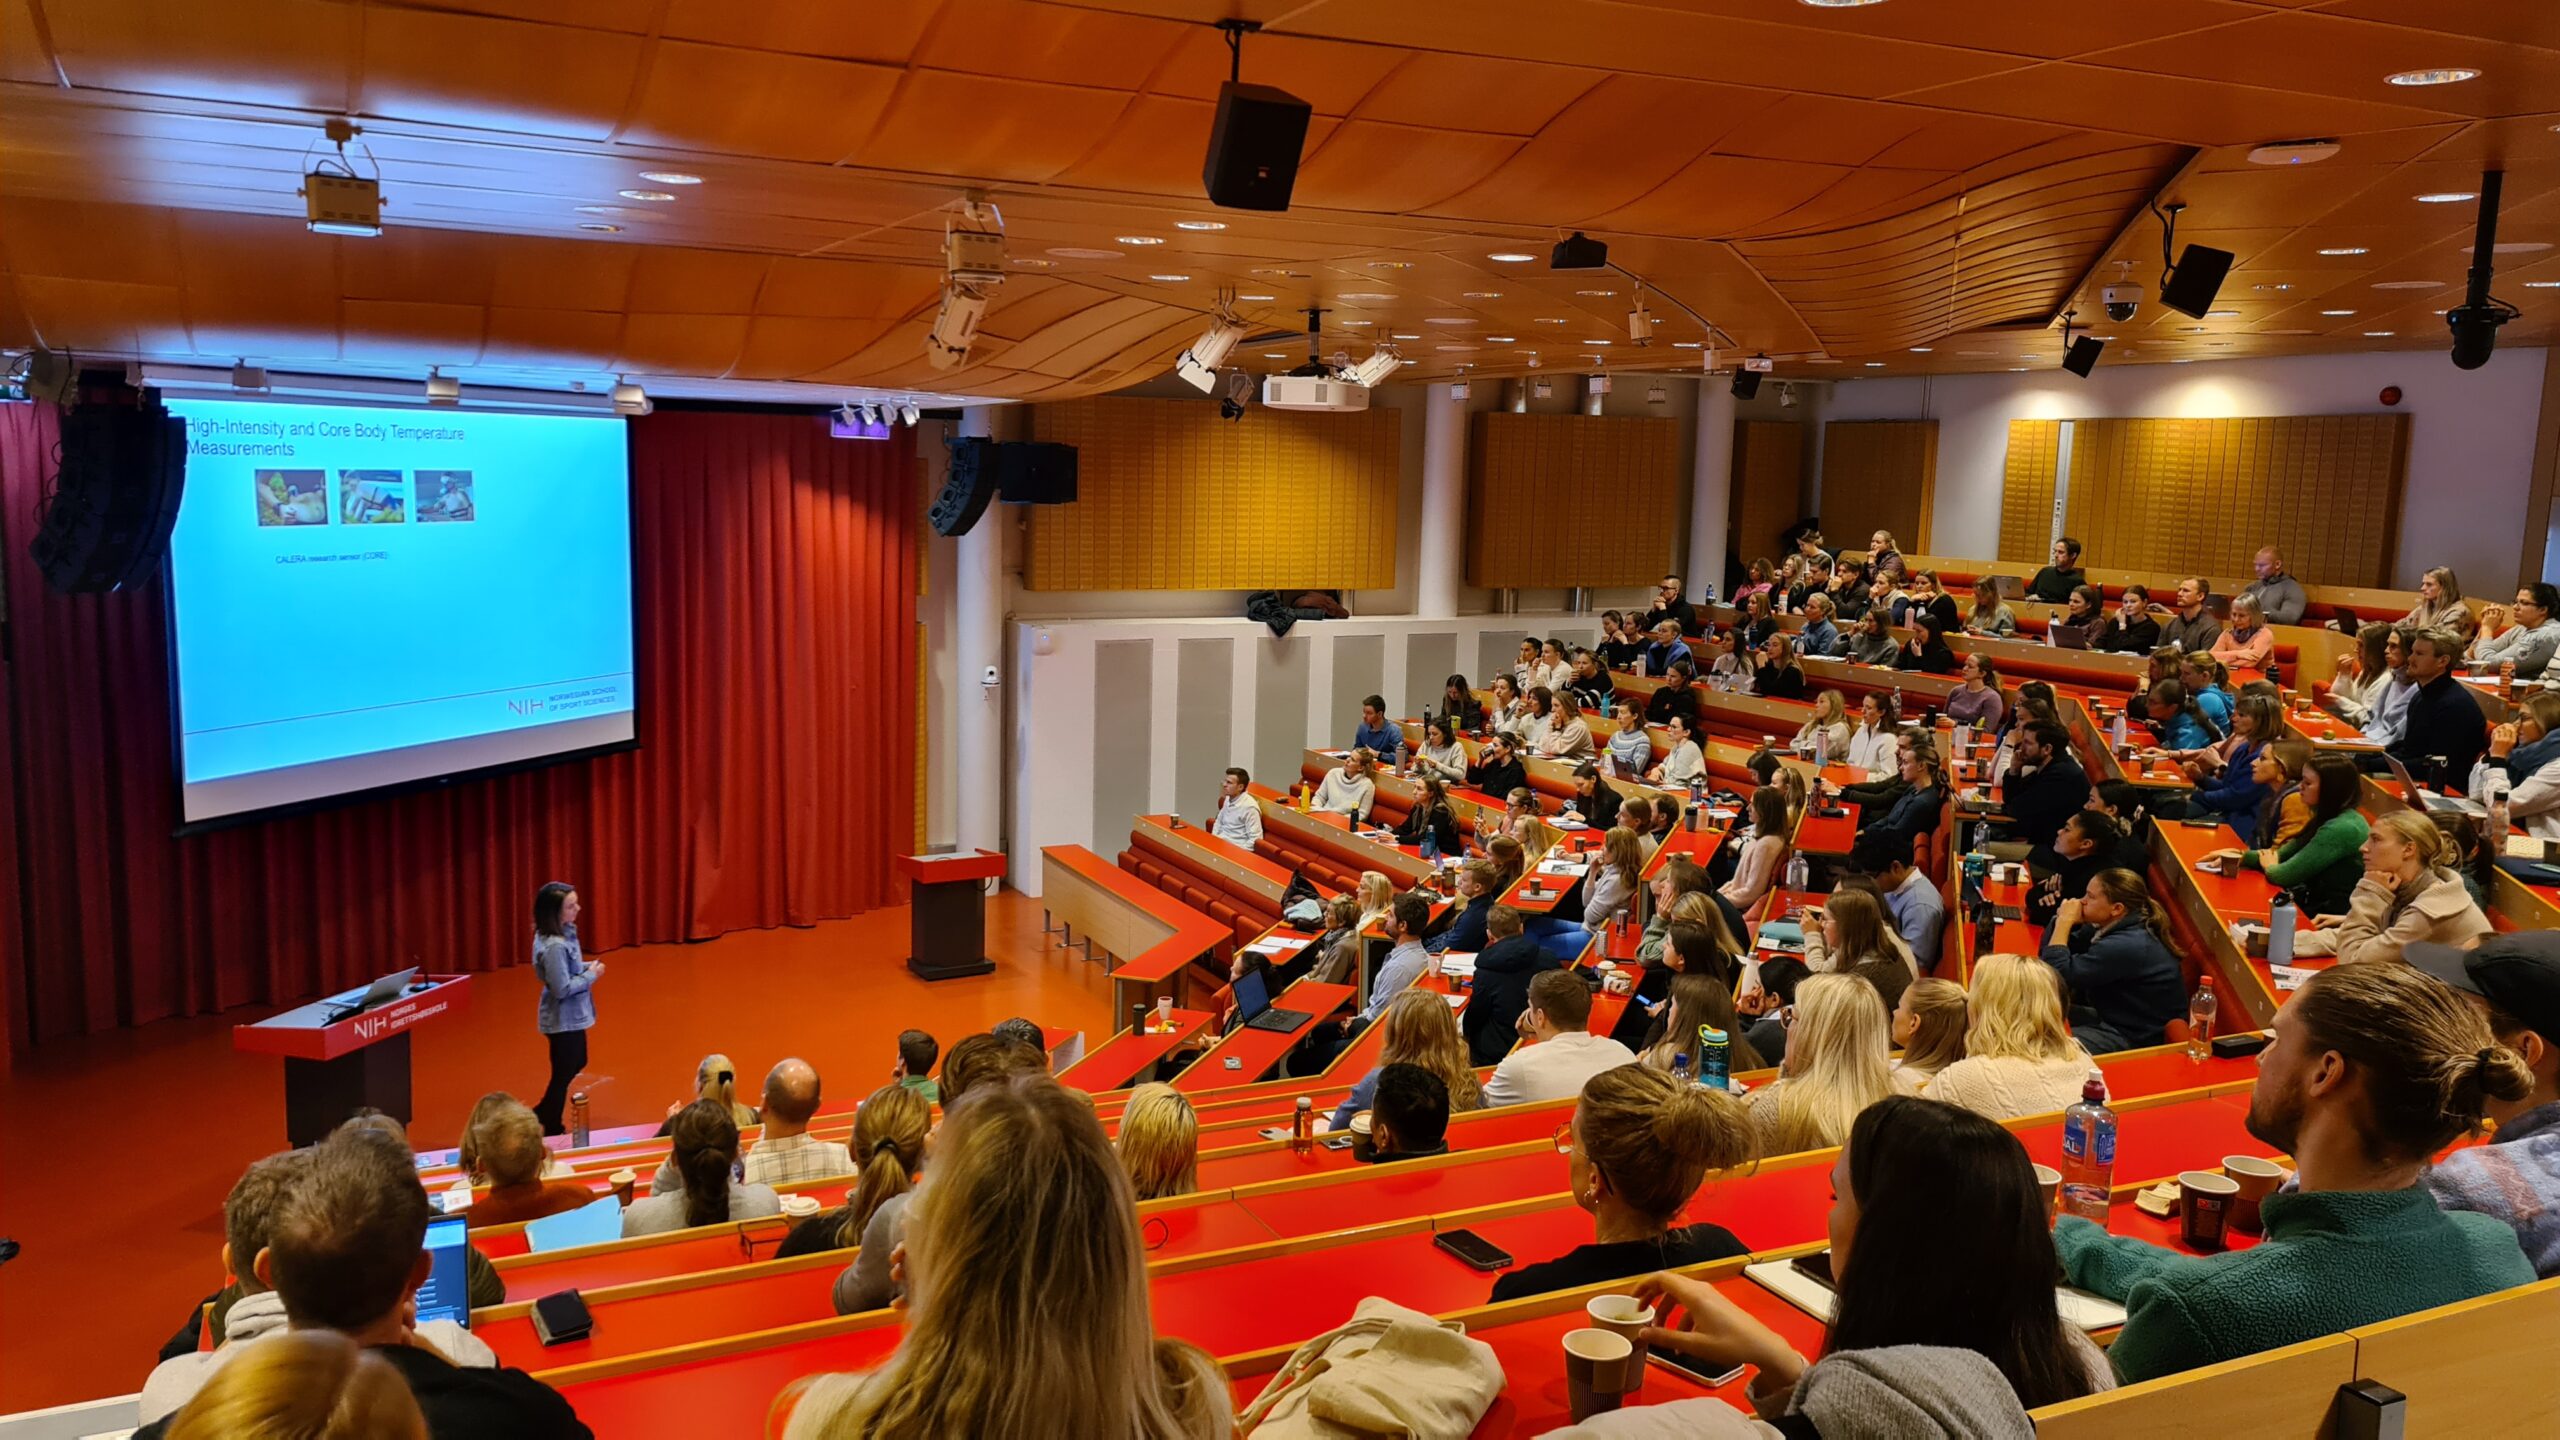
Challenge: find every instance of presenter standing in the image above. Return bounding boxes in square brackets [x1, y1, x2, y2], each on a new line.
[531, 880, 603, 1136]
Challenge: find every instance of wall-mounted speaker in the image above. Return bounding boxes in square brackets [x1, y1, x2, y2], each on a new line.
[1202, 81, 1311, 212]
[929, 439, 1001, 538]
[994, 441, 1078, 505]
[1729, 370, 1762, 401]
[28, 404, 188, 593]
[2159, 245, 2236, 320]
[2062, 336, 2106, 378]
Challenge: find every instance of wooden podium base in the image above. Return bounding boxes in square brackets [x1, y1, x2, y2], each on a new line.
[899, 849, 1006, 982]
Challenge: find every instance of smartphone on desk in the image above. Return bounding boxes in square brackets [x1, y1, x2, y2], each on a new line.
[1432, 1227, 1515, 1272]
[1789, 1250, 1837, 1290]
[1651, 1347, 1749, 1390]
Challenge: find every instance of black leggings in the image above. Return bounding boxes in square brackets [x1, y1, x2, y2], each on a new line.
[535, 1028, 589, 1136]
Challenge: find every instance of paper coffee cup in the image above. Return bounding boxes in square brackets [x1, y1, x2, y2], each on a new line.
[2178, 1170, 2240, 1250]
[2032, 1163, 2062, 1221]
[1564, 1327, 1633, 1420]
[1348, 1111, 1373, 1137]
[2222, 1155, 2285, 1235]
[779, 1193, 822, 1219]
[1587, 1294, 1656, 1390]
[609, 1168, 638, 1202]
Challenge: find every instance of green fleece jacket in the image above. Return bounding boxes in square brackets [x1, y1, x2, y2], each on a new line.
[2056, 1187, 2532, 1384]
[2238, 810, 2368, 916]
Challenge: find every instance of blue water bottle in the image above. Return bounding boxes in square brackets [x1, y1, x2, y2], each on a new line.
[1698, 1025, 1730, 1090]
[1419, 827, 1439, 864]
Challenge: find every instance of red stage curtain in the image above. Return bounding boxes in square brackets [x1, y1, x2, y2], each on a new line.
[0, 404, 917, 1047]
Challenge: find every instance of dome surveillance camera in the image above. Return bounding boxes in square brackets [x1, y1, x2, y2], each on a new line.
[2102, 285, 2141, 323]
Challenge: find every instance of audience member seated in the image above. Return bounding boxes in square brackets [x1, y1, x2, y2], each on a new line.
[1991, 720, 2089, 868]
[1328, 988, 1488, 1130]
[1537, 690, 1597, 759]
[789, 1078, 1228, 1439]
[1511, 635, 1547, 694]
[2468, 582, 2560, 680]
[1310, 747, 1379, 820]
[1834, 696, 1892, 780]
[1583, 1097, 2108, 1435]
[1716, 789, 1792, 918]
[1906, 571, 1963, 633]
[2140, 678, 2218, 753]
[460, 1098, 591, 1229]
[2238, 545, 2309, 626]
[2186, 696, 2279, 841]
[1745, 632, 1804, 701]
[2359, 626, 2425, 749]
[2328, 622, 2392, 723]
[1927, 954, 2098, 1121]
[2041, 870, 2186, 1054]
[1114, 1083, 1199, 1202]
[2252, 739, 2314, 849]
[1209, 765, 1262, 849]
[2060, 963, 2534, 1384]
[1301, 892, 1434, 1078]
[2412, 934, 2560, 1277]
[1801, 888, 1914, 1020]
[2030, 809, 2142, 928]
[1407, 715, 1468, 788]
[627, 1101, 782, 1238]
[736, 1058, 854, 1188]
[2027, 537, 2087, 604]
[1643, 621, 1692, 680]
[1893, 612, 1959, 675]
[1578, 826, 1644, 935]
[1597, 613, 1647, 672]
[1643, 574, 1701, 637]
[1490, 1064, 1755, 1305]
[1745, 975, 1921, 1151]
[1789, 592, 1836, 658]
[1964, 578, 2018, 638]
[832, 1032, 1047, 1315]
[2213, 751, 2368, 916]
[656, 1052, 758, 1136]
[162, 1330, 425, 1440]
[1830, 608, 1889, 668]
[136, 1127, 590, 1440]
[141, 1151, 317, 1425]
[1519, 686, 1556, 751]
[1852, 830, 1944, 976]
[1435, 673, 1485, 733]
[891, 1029, 939, 1104]
[1393, 773, 1464, 857]
[2211, 593, 2277, 672]
[1466, 731, 1529, 801]
[1937, 654, 2000, 736]
[1350, 693, 1402, 762]
[1481, 969, 1638, 1107]
[2095, 583, 2162, 654]
[776, 1083, 928, 1260]
[1646, 713, 1708, 790]
[991, 1016, 1047, 1057]
[1357, 1063, 1453, 1164]
[1641, 971, 1765, 1074]
[1462, 905, 1559, 1065]
[1565, 648, 1615, 714]
[1646, 664, 1704, 735]
[1488, 673, 1530, 732]
[2153, 575, 2223, 656]
[1857, 739, 1947, 847]
[1889, 977, 1969, 1087]
[2049, 583, 2107, 647]
[1426, 860, 1496, 957]
[2475, 693, 2560, 838]
[2290, 809, 2493, 964]
[1602, 700, 1653, 780]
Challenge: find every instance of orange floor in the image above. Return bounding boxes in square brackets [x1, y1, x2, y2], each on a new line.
[0, 890, 1114, 1413]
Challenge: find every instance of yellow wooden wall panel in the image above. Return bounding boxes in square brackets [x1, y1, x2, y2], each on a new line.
[1022, 397, 1400, 591]
[1998, 419, 2060, 564]
[1466, 412, 1682, 587]
[1821, 420, 1937, 556]
[2060, 415, 2407, 588]
[1728, 419, 1804, 570]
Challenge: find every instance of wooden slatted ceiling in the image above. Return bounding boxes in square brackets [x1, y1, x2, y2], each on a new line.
[1465, 413, 1681, 589]
[0, 0, 2556, 397]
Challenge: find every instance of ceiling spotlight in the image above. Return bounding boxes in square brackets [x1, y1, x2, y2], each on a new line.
[1647, 382, 1668, 405]
[1347, 345, 1405, 387]
[1864, 362, 1886, 368]
[1574, 289, 1619, 298]
[1488, 251, 1536, 263]
[2365, 331, 2396, 337]
[1219, 369, 1251, 421]
[900, 401, 921, 426]
[1339, 292, 1395, 302]
[1551, 231, 1609, 269]
[928, 198, 1004, 369]
[1462, 291, 1502, 299]
[2248, 140, 2340, 166]
[618, 189, 676, 203]
[2417, 192, 2479, 204]
[424, 368, 459, 405]
[230, 361, 269, 394]
[2386, 68, 2480, 86]
[1149, 274, 1191, 283]
[1626, 296, 1656, 344]
[1237, 293, 1275, 301]
[610, 379, 650, 416]
[302, 117, 383, 237]
[2318, 247, 2369, 256]
[1174, 303, 1246, 392]
[2322, 309, 2357, 316]
[1909, 346, 1933, 353]
[1778, 382, 1798, 408]
[927, 281, 988, 370]
[2526, 281, 2560, 289]
[637, 171, 702, 185]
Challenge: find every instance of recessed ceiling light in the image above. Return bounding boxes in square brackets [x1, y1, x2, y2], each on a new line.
[578, 222, 621, 233]
[2174, 359, 2195, 364]
[1011, 257, 1056, 268]
[1672, 342, 1703, 349]
[617, 189, 676, 203]
[2526, 281, 2560, 289]
[2019, 355, 2041, 361]
[637, 171, 702, 185]
[2365, 330, 2396, 337]
[1391, 333, 1421, 340]
[1808, 358, 1842, 365]
[1175, 220, 1227, 231]
[1586, 338, 1612, 345]
[2010, 367, 2030, 372]
[1865, 361, 1886, 367]
[1799, 0, 1890, 7]
[2465, 242, 2555, 255]
[1909, 346, 1933, 353]
[1426, 317, 1476, 326]
[2373, 280, 2443, 289]
[1534, 317, 1568, 325]
[1117, 235, 1166, 246]
[1367, 260, 1415, 270]
[2317, 247, 2369, 256]
[1238, 292, 1275, 301]
[1263, 352, 1287, 359]
[574, 205, 625, 216]
[1574, 289, 1618, 298]
[2417, 192, 2478, 204]
[1488, 251, 1536, 262]
[1486, 335, 1516, 343]
[2385, 68, 2480, 86]
[1462, 291, 1502, 299]
[1250, 267, 1307, 277]
[2252, 283, 2293, 292]
[1435, 345, 1480, 353]
[1339, 292, 1394, 302]
[2321, 309, 2357, 316]
[1050, 247, 1125, 260]
[1148, 273, 1190, 282]
[2206, 309, 2240, 317]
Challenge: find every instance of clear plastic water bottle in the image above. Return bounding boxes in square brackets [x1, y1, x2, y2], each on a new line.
[2268, 893, 2297, 966]
[1785, 853, 1811, 895]
[1697, 1025, 1730, 1090]
[2058, 1070, 2116, 1225]
[2188, 981, 2217, 1063]
[1419, 827, 1439, 863]
[570, 1091, 590, 1148]
[1670, 1052, 1695, 1087]
[2110, 712, 2129, 751]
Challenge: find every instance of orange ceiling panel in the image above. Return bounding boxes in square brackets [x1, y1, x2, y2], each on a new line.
[337, 299, 486, 363]
[847, 71, 1137, 182]
[1293, 121, 1523, 215]
[354, 8, 641, 143]
[1350, 53, 1605, 137]
[755, 258, 944, 321]
[477, 307, 624, 371]
[42, 0, 354, 112]
[1897, 62, 2461, 148]
[2314, 0, 2560, 50]
[657, 0, 946, 65]
[612, 311, 751, 376]
[1423, 74, 1767, 225]
[2085, 12, 2560, 122]
[0, 0, 57, 86]
[913, 0, 1185, 90]
[618, 42, 904, 163]
[1629, 0, 2276, 62]
[1148, 27, 1404, 116]
[731, 314, 898, 381]
[1590, 154, 1856, 239]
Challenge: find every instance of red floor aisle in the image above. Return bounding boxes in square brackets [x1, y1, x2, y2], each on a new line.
[0, 890, 1114, 1413]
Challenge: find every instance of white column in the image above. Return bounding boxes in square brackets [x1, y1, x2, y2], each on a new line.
[955, 405, 1006, 855]
[1414, 383, 1467, 618]
[1689, 384, 1736, 602]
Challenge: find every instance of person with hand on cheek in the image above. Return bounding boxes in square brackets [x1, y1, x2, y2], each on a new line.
[1555, 1097, 2105, 1438]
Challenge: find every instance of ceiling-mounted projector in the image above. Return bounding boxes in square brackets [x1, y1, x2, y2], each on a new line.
[1260, 374, 1370, 412]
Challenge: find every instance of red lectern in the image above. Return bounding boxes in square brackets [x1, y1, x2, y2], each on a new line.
[234, 974, 472, 1145]
[898, 849, 1005, 980]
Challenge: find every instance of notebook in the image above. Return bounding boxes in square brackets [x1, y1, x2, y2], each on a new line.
[524, 1194, 624, 1253]
[1745, 1257, 2128, 1333]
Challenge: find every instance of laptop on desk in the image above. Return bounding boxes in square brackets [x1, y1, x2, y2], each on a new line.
[2383, 755, 2486, 817]
[323, 966, 421, 1022]
[1233, 967, 1313, 1033]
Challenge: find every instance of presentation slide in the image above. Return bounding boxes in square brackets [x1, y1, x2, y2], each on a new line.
[163, 397, 635, 824]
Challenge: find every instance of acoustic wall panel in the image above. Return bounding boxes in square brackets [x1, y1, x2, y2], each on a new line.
[1253, 636, 1312, 791]
[1998, 420, 2062, 565]
[1174, 638, 1235, 816]
[1332, 633, 1385, 746]
[1728, 420, 1804, 570]
[1091, 640, 1154, 852]
[1821, 420, 1936, 555]
[1026, 396, 1400, 591]
[2061, 415, 2408, 587]
[1404, 631, 1457, 720]
[1466, 412, 1682, 587]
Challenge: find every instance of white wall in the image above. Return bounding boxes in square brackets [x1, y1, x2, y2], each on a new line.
[1822, 347, 2551, 594]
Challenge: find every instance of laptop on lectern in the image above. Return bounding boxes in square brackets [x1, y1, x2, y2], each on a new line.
[324, 966, 421, 1022]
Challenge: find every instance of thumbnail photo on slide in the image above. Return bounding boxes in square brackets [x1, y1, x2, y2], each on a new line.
[255, 469, 330, 527]
[339, 470, 407, 525]
[415, 470, 476, 523]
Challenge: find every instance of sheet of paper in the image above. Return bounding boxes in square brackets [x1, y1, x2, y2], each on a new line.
[523, 1194, 623, 1253]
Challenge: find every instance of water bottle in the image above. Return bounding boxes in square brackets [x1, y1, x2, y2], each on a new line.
[2188, 981, 2218, 1063]
[1785, 853, 1811, 895]
[1813, 725, 1830, 768]
[2268, 893, 2297, 967]
[1130, 1002, 1149, 1036]
[570, 1091, 590, 1148]
[1292, 1096, 1314, 1156]
[1891, 685, 1905, 722]
[1394, 736, 1409, 773]
[1688, 775, 1704, 807]
[1419, 827, 1439, 864]
[1698, 1025, 1730, 1090]
[2490, 785, 2511, 847]
[2058, 1071, 2116, 1225]
[2110, 712, 2129, 751]
[1670, 1052, 1695, 1087]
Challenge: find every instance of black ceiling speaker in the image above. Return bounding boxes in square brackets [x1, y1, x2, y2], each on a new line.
[1202, 21, 1308, 212]
[1729, 369, 1762, 400]
[994, 440, 1079, 505]
[2151, 200, 2235, 320]
[2063, 336, 2106, 377]
[28, 402, 187, 594]
[1551, 231, 1609, 270]
[929, 437, 1001, 538]
[2447, 169, 2515, 372]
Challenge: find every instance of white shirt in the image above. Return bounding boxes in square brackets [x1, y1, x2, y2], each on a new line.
[1845, 723, 1897, 778]
[1481, 1029, 1638, 1107]
[1312, 767, 1376, 820]
[743, 1129, 855, 1188]
[1655, 739, 1706, 787]
[1211, 794, 1263, 849]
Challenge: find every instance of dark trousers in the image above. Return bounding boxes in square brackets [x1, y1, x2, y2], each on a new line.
[535, 1027, 589, 1136]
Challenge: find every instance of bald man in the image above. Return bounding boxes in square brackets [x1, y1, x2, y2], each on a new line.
[742, 1058, 853, 1187]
